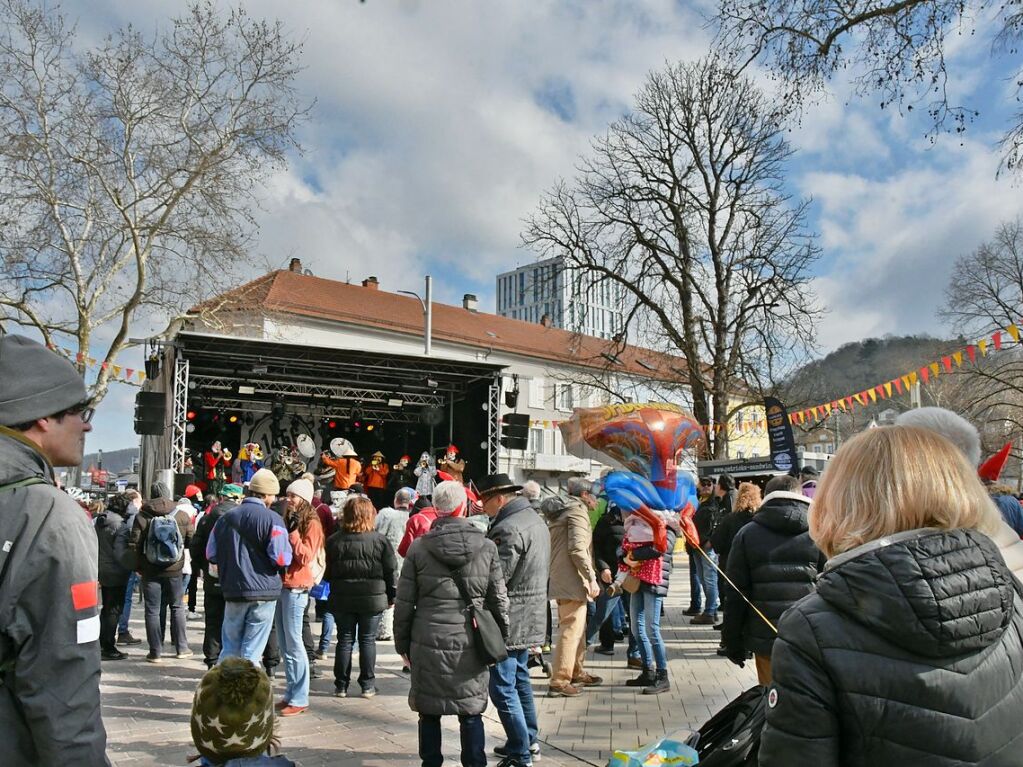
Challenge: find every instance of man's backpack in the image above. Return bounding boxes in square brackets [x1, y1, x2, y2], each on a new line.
[113, 511, 137, 571]
[144, 513, 184, 567]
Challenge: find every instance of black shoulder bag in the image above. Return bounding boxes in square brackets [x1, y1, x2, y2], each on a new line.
[448, 565, 508, 666]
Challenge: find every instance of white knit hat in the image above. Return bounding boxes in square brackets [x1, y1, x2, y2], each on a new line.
[286, 478, 314, 504]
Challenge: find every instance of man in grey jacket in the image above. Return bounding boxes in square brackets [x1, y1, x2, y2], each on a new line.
[481, 473, 551, 767]
[0, 335, 109, 766]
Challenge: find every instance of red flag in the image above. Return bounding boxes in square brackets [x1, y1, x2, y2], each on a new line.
[920, 366, 930, 384]
[893, 378, 903, 394]
[966, 345, 976, 364]
[941, 356, 952, 373]
[875, 384, 886, 399]
[994, 331, 1003, 351]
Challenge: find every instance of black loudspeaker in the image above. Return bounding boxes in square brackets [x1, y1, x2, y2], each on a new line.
[134, 391, 166, 435]
[173, 472, 195, 498]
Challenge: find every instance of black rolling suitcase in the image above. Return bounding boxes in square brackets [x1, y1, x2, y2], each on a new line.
[690, 685, 767, 766]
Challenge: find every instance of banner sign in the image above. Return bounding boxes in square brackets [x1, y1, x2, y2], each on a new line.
[764, 397, 798, 474]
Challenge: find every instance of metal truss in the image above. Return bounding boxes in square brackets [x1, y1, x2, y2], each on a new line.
[171, 357, 190, 473]
[203, 395, 428, 425]
[190, 375, 448, 409]
[488, 379, 501, 474]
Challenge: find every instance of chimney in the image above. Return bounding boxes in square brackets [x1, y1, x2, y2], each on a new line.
[462, 293, 479, 312]
[361, 276, 379, 290]
[288, 257, 302, 273]
[540, 313, 552, 328]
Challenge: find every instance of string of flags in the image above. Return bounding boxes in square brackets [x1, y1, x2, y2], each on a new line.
[47, 345, 147, 383]
[530, 321, 1021, 435]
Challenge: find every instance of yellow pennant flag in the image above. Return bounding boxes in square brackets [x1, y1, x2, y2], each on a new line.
[908, 371, 919, 385]
[884, 381, 893, 397]
[87, 357, 96, 367]
[836, 399, 847, 411]
[979, 339, 989, 356]
[138, 372, 146, 382]
[868, 389, 877, 403]
[1008, 324, 1020, 343]
[929, 362, 940, 378]
[952, 351, 963, 367]
[112, 365, 122, 377]
[824, 403, 832, 414]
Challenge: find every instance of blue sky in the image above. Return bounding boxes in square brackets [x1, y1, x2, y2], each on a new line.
[59, 0, 1020, 453]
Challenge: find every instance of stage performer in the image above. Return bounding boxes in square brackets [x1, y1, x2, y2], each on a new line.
[361, 451, 390, 509]
[437, 444, 466, 483]
[204, 440, 228, 496]
[321, 440, 362, 491]
[238, 442, 265, 485]
[389, 455, 414, 491]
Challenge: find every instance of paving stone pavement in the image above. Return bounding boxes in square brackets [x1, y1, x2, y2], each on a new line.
[102, 554, 756, 766]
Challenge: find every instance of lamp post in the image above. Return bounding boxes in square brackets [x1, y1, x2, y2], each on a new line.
[398, 275, 433, 356]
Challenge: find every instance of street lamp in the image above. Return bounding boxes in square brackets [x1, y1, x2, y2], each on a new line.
[398, 275, 433, 357]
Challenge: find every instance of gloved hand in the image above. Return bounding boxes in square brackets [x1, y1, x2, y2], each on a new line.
[725, 646, 749, 669]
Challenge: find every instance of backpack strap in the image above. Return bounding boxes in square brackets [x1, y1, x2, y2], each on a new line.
[0, 477, 47, 493]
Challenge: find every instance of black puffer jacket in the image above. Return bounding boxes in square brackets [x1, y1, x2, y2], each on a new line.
[630, 516, 680, 597]
[324, 529, 397, 615]
[394, 517, 509, 716]
[760, 527, 1023, 767]
[94, 508, 131, 587]
[592, 505, 625, 574]
[710, 509, 754, 572]
[721, 492, 823, 657]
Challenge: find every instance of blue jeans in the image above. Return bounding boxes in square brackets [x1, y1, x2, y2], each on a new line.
[688, 550, 704, 611]
[220, 599, 277, 666]
[695, 549, 720, 616]
[119, 571, 140, 634]
[627, 592, 640, 660]
[585, 588, 622, 646]
[630, 588, 667, 671]
[333, 611, 382, 691]
[318, 610, 336, 654]
[489, 648, 539, 761]
[277, 589, 310, 707]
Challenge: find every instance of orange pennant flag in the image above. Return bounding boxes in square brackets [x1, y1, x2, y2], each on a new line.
[139, 372, 147, 382]
[952, 351, 963, 367]
[929, 362, 940, 378]
[908, 371, 919, 386]
[1009, 324, 1020, 343]
[112, 365, 122, 377]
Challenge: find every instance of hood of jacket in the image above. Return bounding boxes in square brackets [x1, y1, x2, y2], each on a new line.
[818, 527, 1016, 659]
[753, 492, 811, 535]
[0, 428, 51, 486]
[142, 497, 177, 518]
[422, 516, 487, 569]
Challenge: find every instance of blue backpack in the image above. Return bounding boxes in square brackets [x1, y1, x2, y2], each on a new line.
[144, 514, 184, 567]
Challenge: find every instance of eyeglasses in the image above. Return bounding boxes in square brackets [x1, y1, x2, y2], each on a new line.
[57, 404, 95, 424]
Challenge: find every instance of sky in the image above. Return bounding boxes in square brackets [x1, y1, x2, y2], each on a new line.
[40, 0, 1021, 453]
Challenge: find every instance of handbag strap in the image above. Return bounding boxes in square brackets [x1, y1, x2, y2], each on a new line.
[447, 565, 478, 615]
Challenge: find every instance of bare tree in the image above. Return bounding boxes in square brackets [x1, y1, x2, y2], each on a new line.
[522, 58, 822, 458]
[0, 0, 308, 403]
[714, 0, 1023, 176]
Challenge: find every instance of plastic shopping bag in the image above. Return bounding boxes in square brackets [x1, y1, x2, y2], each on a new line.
[608, 731, 699, 766]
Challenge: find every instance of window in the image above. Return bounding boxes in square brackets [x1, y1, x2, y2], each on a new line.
[556, 383, 573, 411]
[528, 377, 546, 409]
[528, 427, 545, 454]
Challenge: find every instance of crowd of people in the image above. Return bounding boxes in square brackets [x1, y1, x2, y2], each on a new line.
[3, 334, 1023, 767]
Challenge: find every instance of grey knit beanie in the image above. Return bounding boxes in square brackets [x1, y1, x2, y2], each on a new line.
[0, 335, 88, 426]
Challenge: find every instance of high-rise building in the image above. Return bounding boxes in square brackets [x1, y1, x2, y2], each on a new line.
[495, 256, 625, 339]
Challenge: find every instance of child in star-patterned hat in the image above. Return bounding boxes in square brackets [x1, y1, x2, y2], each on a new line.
[189, 657, 295, 766]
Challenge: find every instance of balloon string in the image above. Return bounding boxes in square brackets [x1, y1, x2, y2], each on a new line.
[687, 540, 778, 635]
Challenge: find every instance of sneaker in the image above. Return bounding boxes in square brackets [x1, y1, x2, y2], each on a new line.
[361, 686, 377, 699]
[496, 756, 533, 767]
[101, 649, 128, 661]
[146, 652, 162, 663]
[683, 606, 702, 616]
[376, 633, 392, 642]
[186, 611, 202, 621]
[547, 683, 582, 697]
[117, 632, 142, 646]
[278, 705, 307, 717]
[176, 650, 193, 659]
[627, 656, 643, 669]
[333, 686, 348, 698]
[690, 613, 718, 625]
[594, 645, 615, 656]
[495, 742, 541, 760]
[571, 672, 603, 687]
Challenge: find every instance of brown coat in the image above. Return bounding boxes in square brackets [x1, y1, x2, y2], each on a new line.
[547, 496, 596, 601]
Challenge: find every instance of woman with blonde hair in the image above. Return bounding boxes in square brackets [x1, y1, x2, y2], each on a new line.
[324, 495, 396, 699]
[760, 426, 1023, 766]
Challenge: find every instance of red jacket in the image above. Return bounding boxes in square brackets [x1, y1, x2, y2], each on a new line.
[397, 508, 438, 558]
[282, 517, 325, 590]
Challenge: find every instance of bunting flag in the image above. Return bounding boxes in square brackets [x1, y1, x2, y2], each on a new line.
[994, 331, 1003, 350]
[952, 351, 963, 367]
[893, 378, 903, 395]
[901, 374, 912, 390]
[884, 381, 893, 397]
[920, 366, 930, 384]
[868, 389, 877, 403]
[967, 345, 976, 363]
[845, 395, 854, 410]
[1009, 324, 1020, 343]
[874, 384, 885, 399]
[979, 339, 989, 356]
[941, 356, 952, 373]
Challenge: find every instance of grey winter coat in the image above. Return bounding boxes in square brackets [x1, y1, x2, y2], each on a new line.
[487, 495, 551, 650]
[394, 516, 509, 716]
[0, 430, 110, 766]
[760, 527, 1023, 766]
